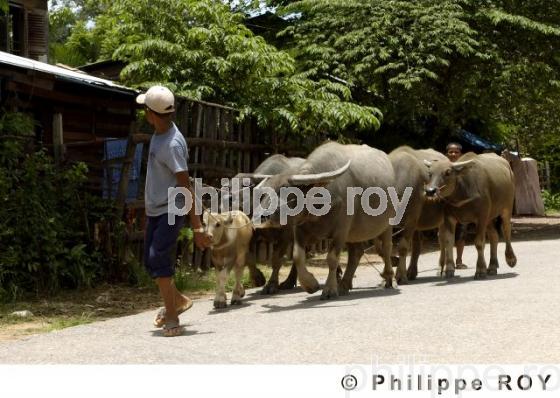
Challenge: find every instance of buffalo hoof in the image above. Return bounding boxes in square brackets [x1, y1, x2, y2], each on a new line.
[384, 279, 395, 289]
[260, 283, 279, 295]
[278, 279, 296, 290]
[304, 283, 320, 294]
[487, 267, 498, 276]
[380, 271, 395, 288]
[251, 269, 266, 288]
[213, 300, 227, 309]
[396, 272, 409, 285]
[300, 276, 320, 294]
[444, 269, 455, 279]
[474, 272, 487, 280]
[338, 286, 350, 296]
[230, 298, 243, 306]
[506, 255, 517, 267]
[320, 287, 338, 300]
[407, 268, 418, 281]
[338, 280, 352, 296]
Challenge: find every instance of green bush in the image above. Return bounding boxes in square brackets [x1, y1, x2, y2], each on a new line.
[542, 190, 560, 213]
[0, 111, 109, 301]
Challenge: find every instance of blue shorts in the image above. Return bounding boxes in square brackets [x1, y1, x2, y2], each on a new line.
[144, 214, 185, 278]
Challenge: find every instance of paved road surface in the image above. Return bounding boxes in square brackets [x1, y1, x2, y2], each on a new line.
[1, 238, 559, 364]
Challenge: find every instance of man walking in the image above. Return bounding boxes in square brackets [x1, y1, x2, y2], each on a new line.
[446, 142, 468, 269]
[137, 86, 211, 337]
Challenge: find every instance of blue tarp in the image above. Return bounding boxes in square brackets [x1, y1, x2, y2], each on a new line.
[103, 139, 143, 202]
[456, 129, 503, 154]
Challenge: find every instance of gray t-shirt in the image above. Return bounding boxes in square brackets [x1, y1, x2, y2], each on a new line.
[145, 123, 188, 216]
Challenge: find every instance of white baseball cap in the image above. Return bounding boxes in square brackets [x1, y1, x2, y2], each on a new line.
[136, 85, 175, 114]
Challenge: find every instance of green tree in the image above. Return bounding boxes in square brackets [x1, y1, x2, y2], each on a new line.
[75, 0, 381, 137]
[48, 0, 111, 65]
[470, 1, 560, 188]
[272, 0, 560, 151]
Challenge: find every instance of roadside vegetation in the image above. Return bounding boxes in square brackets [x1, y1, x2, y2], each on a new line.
[0, 112, 108, 301]
[543, 190, 560, 215]
[0, 266, 273, 341]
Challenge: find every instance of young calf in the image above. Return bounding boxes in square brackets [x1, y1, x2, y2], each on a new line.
[203, 210, 253, 308]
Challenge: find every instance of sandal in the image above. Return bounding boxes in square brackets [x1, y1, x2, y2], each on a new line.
[163, 320, 184, 337]
[153, 297, 193, 328]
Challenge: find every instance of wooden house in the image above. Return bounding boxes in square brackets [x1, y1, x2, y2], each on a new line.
[0, 50, 138, 195]
[1, 0, 48, 61]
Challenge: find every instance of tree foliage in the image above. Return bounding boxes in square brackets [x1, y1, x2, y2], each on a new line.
[274, 0, 560, 156]
[279, 1, 478, 141]
[57, 0, 381, 138]
[48, 0, 560, 186]
[48, 0, 111, 65]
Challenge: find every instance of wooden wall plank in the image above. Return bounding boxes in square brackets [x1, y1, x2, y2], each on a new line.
[52, 112, 64, 164]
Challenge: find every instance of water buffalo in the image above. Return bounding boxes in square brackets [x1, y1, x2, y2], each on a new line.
[240, 142, 397, 299]
[389, 146, 448, 283]
[203, 210, 253, 308]
[234, 154, 306, 295]
[424, 152, 517, 279]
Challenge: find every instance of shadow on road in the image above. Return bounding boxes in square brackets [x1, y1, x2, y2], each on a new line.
[258, 285, 401, 314]
[407, 275, 447, 285]
[244, 286, 308, 301]
[433, 272, 518, 287]
[208, 301, 255, 314]
[403, 271, 518, 286]
[205, 287, 308, 315]
[149, 329, 215, 338]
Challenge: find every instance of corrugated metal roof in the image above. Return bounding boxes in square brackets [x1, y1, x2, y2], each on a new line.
[0, 51, 137, 95]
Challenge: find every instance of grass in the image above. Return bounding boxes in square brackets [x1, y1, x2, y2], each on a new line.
[174, 266, 273, 293]
[0, 264, 275, 341]
[43, 314, 95, 332]
[0, 284, 162, 341]
[0, 310, 97, 340]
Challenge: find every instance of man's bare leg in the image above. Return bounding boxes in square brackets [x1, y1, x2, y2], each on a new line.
[456, 239, 467, 269]
[156, 277, 186, 336]
[154, 278, 192, 327]
[156, 277, 179, 323]
[172, 282, 192, 309]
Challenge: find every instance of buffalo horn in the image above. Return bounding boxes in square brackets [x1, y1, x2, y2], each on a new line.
[451, 159, 474, 171]
[234, 173, 272, 181]
[288, 160, 351, 185]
